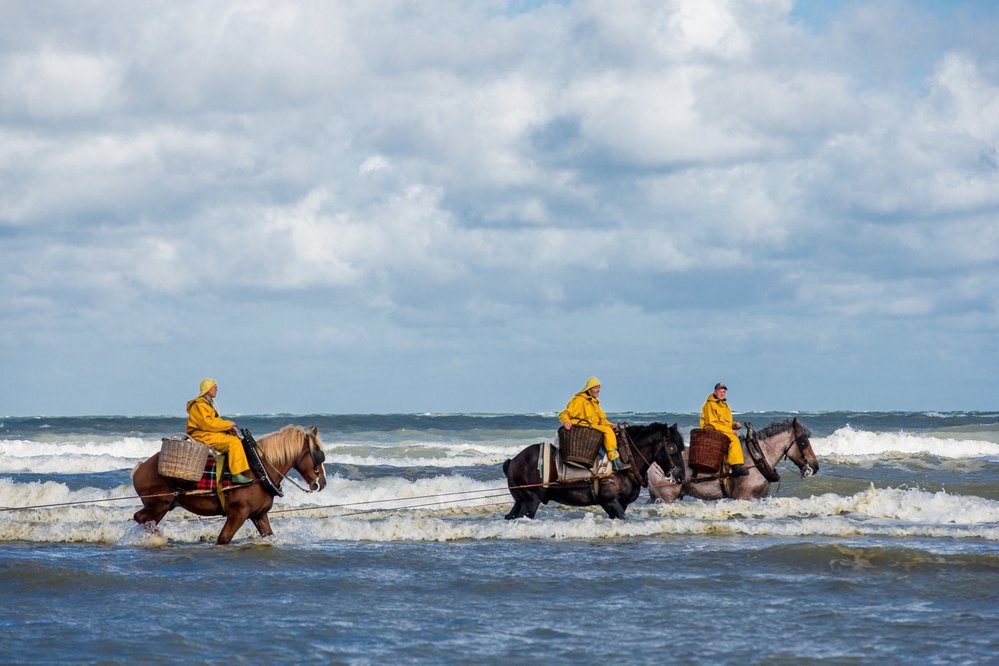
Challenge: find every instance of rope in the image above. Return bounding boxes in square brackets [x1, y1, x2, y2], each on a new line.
[0, 491, 175, 513]
[301, 492, 514, 519]
[268, 484, 542, 516]
[1, 470, 683, 514]
[1, 465, 685, 516]
[0, 481, 254, 513]
[0, 480, 554, 514]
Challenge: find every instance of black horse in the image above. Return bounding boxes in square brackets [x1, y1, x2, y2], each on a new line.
[503, 423, 685, 520]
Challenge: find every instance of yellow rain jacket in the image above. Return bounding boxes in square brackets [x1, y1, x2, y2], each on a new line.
[186, 396, 250, 475]
[700, 394, 745, 466]
[559, 383, 619, 459]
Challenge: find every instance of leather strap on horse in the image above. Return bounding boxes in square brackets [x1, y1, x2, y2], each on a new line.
[687, 470, 733, 497]
[540, 441, 553, 488]
[617, 425, 647, 488]
[240, 428, 284, 497]
[743, 424, 781, 482]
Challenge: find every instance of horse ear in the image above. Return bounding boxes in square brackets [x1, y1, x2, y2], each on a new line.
[309, 426, 318, 436]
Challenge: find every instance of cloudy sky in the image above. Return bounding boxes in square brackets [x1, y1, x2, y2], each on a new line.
[2, 0, 998, 416]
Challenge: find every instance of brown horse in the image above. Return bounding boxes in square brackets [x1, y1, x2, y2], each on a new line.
[648, 418, 819, 503]
[131, 425, 328, 544]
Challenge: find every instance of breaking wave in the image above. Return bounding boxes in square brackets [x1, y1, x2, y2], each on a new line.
[2, 474, 998, 545]
[812, 427, 999, 459]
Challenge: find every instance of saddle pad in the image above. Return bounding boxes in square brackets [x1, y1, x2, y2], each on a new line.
[177, 456, 232, 493]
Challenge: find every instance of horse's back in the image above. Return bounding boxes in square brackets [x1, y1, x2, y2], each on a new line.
[504, 442, 541, 484]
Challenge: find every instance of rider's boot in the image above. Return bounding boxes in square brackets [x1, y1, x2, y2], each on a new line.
[610, 451, 631, 472]
[729, 464, 749, 477]
[230, 472, 254, 485]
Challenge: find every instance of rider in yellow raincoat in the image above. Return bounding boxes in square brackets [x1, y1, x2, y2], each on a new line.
[186, 378, 253, 484]
[559, 376, 629, 471]
[700, 382, 748, 476]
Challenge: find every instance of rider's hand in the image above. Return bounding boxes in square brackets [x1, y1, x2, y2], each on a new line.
[563, 421, 572, 430]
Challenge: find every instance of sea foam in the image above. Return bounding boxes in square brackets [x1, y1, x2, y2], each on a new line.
[3, 475, 998, 545]
[814, 426, 999, 459]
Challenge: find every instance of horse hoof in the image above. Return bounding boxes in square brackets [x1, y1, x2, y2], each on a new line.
[117, 522, 167, 547]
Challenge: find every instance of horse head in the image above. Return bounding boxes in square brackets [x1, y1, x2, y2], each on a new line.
[626, 422, 686, 482]
[295, 426, 328, 492]
[786, 418, 819, 478]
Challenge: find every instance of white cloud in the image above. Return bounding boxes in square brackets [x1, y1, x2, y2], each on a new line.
[0, 49, 122, 118]
[1, 0, 998, 413]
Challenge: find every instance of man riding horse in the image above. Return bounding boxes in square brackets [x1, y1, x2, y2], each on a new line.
[186, 378, 253, 485]
[559, 376, 629, 472]
[700, 382, 748, 477]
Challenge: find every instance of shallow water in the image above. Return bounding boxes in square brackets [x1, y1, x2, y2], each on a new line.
[2, 411, 998, 663]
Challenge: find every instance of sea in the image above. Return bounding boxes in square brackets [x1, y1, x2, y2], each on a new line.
[2, 410, 998, 665]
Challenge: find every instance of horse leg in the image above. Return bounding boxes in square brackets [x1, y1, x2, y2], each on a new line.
[503, 448, 545, 520]
[601, 498, 627, 519]
[132, 458, 175, 526]
[217, 507, 250, 545]
[251, 514, 274, 537]
[521, 492, 542, 519]
[504, 501, 524, 520]
[133, 498, 173, 526]
[505, 490, 542, 520]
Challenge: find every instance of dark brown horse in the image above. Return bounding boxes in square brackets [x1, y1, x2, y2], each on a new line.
[503, 423, 685, 519]
[648, 418, 819, 503]
[131, 425, 328, 544]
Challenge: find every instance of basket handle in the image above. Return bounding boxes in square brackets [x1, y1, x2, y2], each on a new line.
[165, 433, 221, 458]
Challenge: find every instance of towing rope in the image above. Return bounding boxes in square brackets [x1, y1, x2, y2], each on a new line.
[0, 481, 551, 515]
[0, 476, 687, 516]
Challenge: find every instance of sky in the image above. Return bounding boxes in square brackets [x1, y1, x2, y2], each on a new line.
[2, 0, 998, 416]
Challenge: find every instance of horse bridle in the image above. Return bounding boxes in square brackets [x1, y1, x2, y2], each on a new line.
[770, 425, 814, 477]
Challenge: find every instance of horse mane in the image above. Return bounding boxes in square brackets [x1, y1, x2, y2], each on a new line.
[625, 422, 667, 436]
[625, 422, 685, 450]
[756, 419, 811, 440]
[257, 425, 311, 468]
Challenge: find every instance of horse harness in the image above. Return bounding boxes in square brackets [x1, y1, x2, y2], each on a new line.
[539, 425, 675, 501]
[240, 428, 327, 496]
[688, 423, 811, 496]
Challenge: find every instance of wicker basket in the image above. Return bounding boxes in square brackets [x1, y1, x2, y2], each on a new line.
[158, 436, 211, 481]
[559, 425, 605, 468]
[689, 428, 730, 474]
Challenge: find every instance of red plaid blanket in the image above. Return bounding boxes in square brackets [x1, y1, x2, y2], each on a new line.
[178, 457, 233, 493]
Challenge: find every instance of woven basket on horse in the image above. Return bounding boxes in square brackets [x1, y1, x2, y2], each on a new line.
[158, 436, 211, 481]
[688, 428, 731, 474]
[559, 425, 605, 468]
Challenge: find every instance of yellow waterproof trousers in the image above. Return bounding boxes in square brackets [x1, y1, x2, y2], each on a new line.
[191, 431, 250, 475]
[593, 424, 620, 460]
[725, 432, 745, 466]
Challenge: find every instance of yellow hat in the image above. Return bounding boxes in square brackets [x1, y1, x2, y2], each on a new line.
[199, 378, 217, 396]
[582, 376, 601, 392]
